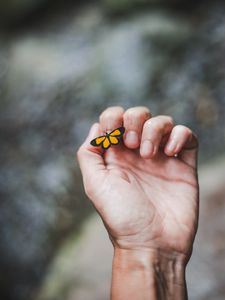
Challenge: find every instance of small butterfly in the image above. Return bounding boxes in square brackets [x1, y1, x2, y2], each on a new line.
[90, 127, 125, 150]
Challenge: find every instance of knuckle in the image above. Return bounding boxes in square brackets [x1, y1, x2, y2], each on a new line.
[125, 106, 151, 119]
[115, 105, 125, 113]
[99, 106, 124, 122]
[165, 115, 174, 125]
[145, 118, 163, 132]
[99, 111, 108, 122]
[157, 115, 174, 125]
[100, 111, 111, 121]
[123, 110, 136, 123]
[175, 125, 192, 135]
[175, 124, 185, 130]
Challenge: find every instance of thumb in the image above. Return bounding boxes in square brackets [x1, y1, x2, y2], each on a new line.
[77, 123, 106, 195]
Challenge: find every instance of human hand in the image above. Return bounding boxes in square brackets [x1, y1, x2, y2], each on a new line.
[77, 106, 199, 299]
[77, 106, 198, 257]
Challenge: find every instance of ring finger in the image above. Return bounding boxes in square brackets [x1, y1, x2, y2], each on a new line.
[140, 115, 174, 158]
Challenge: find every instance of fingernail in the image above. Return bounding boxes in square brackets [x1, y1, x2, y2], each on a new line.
[166, 139, 177, 153]
[125, 131, 139, 146]
[140, 140, 154, 157]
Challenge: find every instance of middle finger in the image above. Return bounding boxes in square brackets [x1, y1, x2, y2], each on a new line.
[123, 106, 151, 149]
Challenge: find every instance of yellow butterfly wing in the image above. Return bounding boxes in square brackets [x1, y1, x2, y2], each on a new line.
[109, 135, 119, 145]
[90, 136, 106, 146]
[102, 137, 111, 149]
[109, 127, 125, 137]
[108, 127, 125, 146]
[90, 127, 125, 150]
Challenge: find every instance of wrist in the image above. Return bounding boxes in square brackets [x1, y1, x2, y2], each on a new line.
[112, 247, 188, 300]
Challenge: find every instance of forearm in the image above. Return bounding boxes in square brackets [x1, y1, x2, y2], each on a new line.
[111, 248, 188, 300]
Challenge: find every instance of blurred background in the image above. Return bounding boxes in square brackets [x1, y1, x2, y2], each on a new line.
[0, 0, 225, 299]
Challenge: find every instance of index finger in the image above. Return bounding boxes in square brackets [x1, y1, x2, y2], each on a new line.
[99, 106, 124, 133]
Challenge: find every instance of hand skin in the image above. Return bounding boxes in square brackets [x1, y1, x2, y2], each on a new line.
[77, 106, 199, 300]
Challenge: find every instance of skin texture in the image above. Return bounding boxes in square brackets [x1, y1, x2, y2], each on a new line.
[77, 106, 199, 300]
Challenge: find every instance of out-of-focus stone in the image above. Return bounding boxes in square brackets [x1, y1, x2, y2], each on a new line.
[195, 87, 219, 127]
[36, 215, 113, 300]
[102, 0, 186, 14]
[187, 156, 225, 300]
